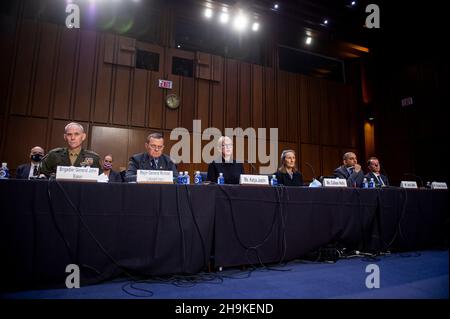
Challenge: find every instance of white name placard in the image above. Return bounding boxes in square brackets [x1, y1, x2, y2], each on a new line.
[400, 181, 418, 188]
[431, 182, 448, 190]
[56, 166, 99, 182]
[239, 174, 269, 186]
[323, 178, 348, 187]
[136, 170, 173, 184]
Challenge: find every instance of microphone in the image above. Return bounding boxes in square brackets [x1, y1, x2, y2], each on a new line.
[305, 162, 322, 187]
[243, 160, 257, 175]
[305, 162, 316, 179]
[403, 173, 424, 188]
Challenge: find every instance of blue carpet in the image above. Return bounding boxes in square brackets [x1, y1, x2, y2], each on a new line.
[2, 250, 448, 299]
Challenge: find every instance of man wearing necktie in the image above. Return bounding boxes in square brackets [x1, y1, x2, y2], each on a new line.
[333, 152, 365, 187]
[125, 132, 178, 182]
[16, 146, 45, 179]
[365, 157, 389, 187]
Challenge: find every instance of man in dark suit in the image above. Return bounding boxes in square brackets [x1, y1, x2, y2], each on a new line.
[16, 146, 45, 179]
[333, 152, 365, 187]
[125, 132, 178, 182]
[365, 156, 389, 187]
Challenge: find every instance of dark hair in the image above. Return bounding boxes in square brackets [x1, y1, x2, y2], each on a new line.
[146, 132, 163, 143]
[367, 156, 379, 166]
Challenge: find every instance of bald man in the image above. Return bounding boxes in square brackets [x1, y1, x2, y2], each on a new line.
[16, 146, 45, 179]
[333, 152, 365, 187]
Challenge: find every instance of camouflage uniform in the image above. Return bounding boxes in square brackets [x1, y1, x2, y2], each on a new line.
[40, 147, 101, 177]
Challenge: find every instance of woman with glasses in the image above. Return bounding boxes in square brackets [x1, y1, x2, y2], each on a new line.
[125, 132, 178, 182]
[207, 136, 244, 184]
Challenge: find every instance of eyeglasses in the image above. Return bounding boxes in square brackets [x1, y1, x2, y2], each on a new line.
[149, 144, 164, 150]
[222, 144, 233, 149]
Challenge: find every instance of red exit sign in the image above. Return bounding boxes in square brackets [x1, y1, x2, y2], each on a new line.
[158, 79, 173, 89]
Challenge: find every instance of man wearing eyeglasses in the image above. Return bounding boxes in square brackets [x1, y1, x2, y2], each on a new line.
[365, 156, 389, 187]
[125, 132, 178, 182]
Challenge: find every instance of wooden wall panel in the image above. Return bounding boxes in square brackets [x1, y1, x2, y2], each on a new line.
[287, 73, 298, 142]
[264, 68, 276, 130]
[73, 30, 96, 121]
[197, 79, 210, 126]
[93, 34, 112, 123]
[310, 78, 321, 145]
[300, 144, 321, 182]
[239, 62, 251, 129]
[91, 125, 129, 170]
[0, 16, 15, 118]
[299, 76, 310, 143]
[31, 23, 57, 117]
[130, 69, 148, 127]
[148, 71, 163, 128]
[3, 117, 48, 171]
[181, 77, 195, 131]
[225, 59, 238, 128]
[252, 65, 263, 129]
[319, 80, 332, 145]
[112, 66, 131, 125]
[348, 86, 358, 148]
[277, 71, 288, 141]
[54, 28, 77, 120]
[211, 79, 224, 132]
[322, 146, 340, 176]
[10, 20, 37, 115]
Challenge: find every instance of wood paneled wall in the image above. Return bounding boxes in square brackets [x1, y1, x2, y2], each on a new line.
[0, 20, 363, 180]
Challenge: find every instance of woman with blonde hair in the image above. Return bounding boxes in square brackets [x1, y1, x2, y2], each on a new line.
[207, 136, 244, 184]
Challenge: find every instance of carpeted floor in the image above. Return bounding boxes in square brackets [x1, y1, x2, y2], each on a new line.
[2, 250, 448, 299]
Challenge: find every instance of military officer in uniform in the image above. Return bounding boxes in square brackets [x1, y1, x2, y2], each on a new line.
[40, 122, 101, 177]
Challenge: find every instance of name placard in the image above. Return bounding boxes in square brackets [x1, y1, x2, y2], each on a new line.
[400, 181, 418, 189]
[56, 166, 99, 182]
[323, 178, 348, 187]
[431, 182, 448, 190]
[136, 170, 173, 184]
[239, 174, 269, 186]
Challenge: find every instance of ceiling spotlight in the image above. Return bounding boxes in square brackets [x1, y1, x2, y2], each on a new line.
[204, 8, 213, 19]
[351, 1, 356, 5]
[273, 3, 279, 9]
[323, 19, 328, 24]
[177, 44, 181, 48]
[219, 12, 229, 24]
[305, 36, 312, 45]
[233, 14, 249, 31]
[252, 22, 259, 31]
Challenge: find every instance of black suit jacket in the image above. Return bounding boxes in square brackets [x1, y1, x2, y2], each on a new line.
[16, 163, 31, 179]
[365, 172, 389, 187]
[207, 159, 244, 185]
[125, 152, 178, 182]
[333, 165, 365, 187]
[104, 169, 123, 183]
[274, 171, 304, 186]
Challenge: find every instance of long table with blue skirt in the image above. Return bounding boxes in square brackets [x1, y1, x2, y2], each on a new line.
[0, 179, 447, 290]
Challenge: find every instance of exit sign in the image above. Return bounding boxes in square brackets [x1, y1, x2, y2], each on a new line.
[401, 97, 413, 107]
[158, 79, 173, 89]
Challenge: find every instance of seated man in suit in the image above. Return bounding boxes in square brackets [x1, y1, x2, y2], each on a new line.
[365, 156, 389, 187]
[125, 132, 178, 182]
[333, 152, 365, 187]
[98, 154, 123, 183]
[16, 146, 45, 179]
[40, 122, 102, 177]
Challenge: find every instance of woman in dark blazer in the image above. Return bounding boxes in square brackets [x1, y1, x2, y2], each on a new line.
[99, 154, 123, 183]
[274, 149, 303, 186]
[207, 136, 244, 184]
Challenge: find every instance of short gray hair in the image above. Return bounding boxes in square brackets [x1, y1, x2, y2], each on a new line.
[146, 132, 164, 143]
[64, 122, 85, 133]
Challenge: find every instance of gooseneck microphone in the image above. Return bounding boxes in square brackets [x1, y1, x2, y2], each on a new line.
[305, 162, 316, 179]
[403, 173, 424, 188]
